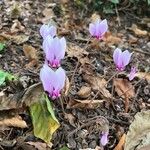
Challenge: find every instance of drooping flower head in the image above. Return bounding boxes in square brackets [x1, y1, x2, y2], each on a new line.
[128, 67, 137, 81]
[43, 36, 66, 68]
[100, 131, 109, 146]
[40, 64, 66, 99]
[113, 48, 132, 71]
[89, 19, 108, 40]
[40, 24, 56, 39]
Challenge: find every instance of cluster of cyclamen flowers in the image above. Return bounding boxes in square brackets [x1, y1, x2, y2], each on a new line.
[39, 24, 66, 100]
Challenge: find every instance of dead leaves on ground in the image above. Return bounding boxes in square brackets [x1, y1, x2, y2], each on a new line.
[23, 44, 39, 68]
[113, 78, 135, 112]
[124, 110, 150, 150]
[77, 86, 91, 99]
[114, 134, 126, 150]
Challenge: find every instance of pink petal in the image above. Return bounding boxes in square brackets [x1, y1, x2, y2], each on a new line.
[128, 67, 137, 81]
[89, 23, 96, 36]
[122, 50, 132, 66]
[113, 48, 122, 68]
[100, 132, 108, 146]
[40, 64, 55, 94]
[40, 24, 56, 39]
[98, 19, 108, 37]
[53, 67, 66, 91]
[43, 35, 55, 64]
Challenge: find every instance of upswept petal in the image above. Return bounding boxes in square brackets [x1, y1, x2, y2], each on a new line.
[100, 132, 108, 146]
[40, 64, 54, 94]
[56, 37, 66, 60]
[53, 67, 66, 91]
[49, 26, 57, 37]
[40, 24, 56, 39]
[43, 35, 54, 63]
[113, 48, 122, 66]
[40, 24, 49, 39]
[128, 67, 137, 81]
[122, 50, 132, 66]
[89, 23, 96, 36]
[98, 19, 108, 36]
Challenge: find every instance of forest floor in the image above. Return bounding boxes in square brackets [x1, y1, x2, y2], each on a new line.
[0, 0, 150, 150]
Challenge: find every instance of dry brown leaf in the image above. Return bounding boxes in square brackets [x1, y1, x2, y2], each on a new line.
[26, 141, 52, 150]
[114, 134, 126, 150]
[23, 44, 38, 67]
[42, 8, 55, 24]
[67, 43, 89, 60]
[130, 24, 148, 36]
[103, 32, 122, 45]
[0, 115, 27, 128]
[64, 113, 76, 127]
[0, 33, 29, 44]
[67, 99, 105, 109]
[77, 86, 91, 99]
[138, 145, 150, 150]
[113, 78, 135, 99]
[63, 77, 70, 96]
[125, 111, 150, 150]
[10, 19, 25, 33]
[136, 72, 150, 82]
[83, 74, 111, 99]
[91, 13, 101, 22]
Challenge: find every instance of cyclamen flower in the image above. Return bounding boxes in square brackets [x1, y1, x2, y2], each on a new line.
[100, 131, 109, 146]
[113, 48, 132, 71]
[43, 36, 66, 68]
[128, 67, 137, 81]
[40, 24, 56, 39]
[40, 64, 66, 99]
[89, 19, 108, 39]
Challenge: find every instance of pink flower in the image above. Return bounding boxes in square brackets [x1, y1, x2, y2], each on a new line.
[43, 36, 66, 68]
[128, 67, 137, 81]
[100, 131, 109, 146]
[113, 48, 132, 71]
[40, 24, 56, 39]
[89, 19, 108, 40]
[40, 64, 66, 99]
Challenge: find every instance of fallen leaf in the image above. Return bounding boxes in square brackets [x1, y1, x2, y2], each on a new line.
[138, 145, 150, 150]
[10, 19, 25, 33]
[0, 115, 27, 128]
[114, 134, 126, 150]
[67, 99, 105, 109]
[30, 93, 60, 143]
[64, 113, 76, 127]
[63, 77, 70, 96]
[83, 74, 111, 99]
[103, 32, 122, 45]
[113, 78, 135, 99]
[124, 110, 150, 150]
[23, 44, 38, 67]
[77, 86, 91, 99]
[130, 24, 148, 36]
[0, 33, 29, 44]
[67, 43, 89, 60]
[136, 72, 150, 82]
[26, 141, 52, 150]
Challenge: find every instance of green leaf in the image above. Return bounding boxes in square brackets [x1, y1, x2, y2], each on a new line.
[111, 0, 119, 4]
[0, 70, 15, 86]
[59, 146, 70, 150]
[0, 43, 5, 53]
[148, 0, 150, 5]
[29, 93, 60, 143]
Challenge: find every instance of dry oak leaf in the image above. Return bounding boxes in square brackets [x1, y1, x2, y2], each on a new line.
[67, 43, 89, 60]
[130, 24, 148, 36]
[113, 78, 135, 99]
[0, 115, 27, 128]
[67, 99, 105, 109]
[125, 110, 150, 150]
[114, 134, 126, 150]
[26, 141, 52, 150]
[136, 72, 150, 82]
[83, 74, 111, 99]
[77, 86, 91, 99]
[23, 44, 39, 67]
[64, 113, 76, 127]
[0, 33, 29, 44]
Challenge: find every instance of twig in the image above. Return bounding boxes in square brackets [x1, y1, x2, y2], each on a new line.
[115, 4, 121, 26]
[59, 97, 65, 115]
[131, 48, 150, 56]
